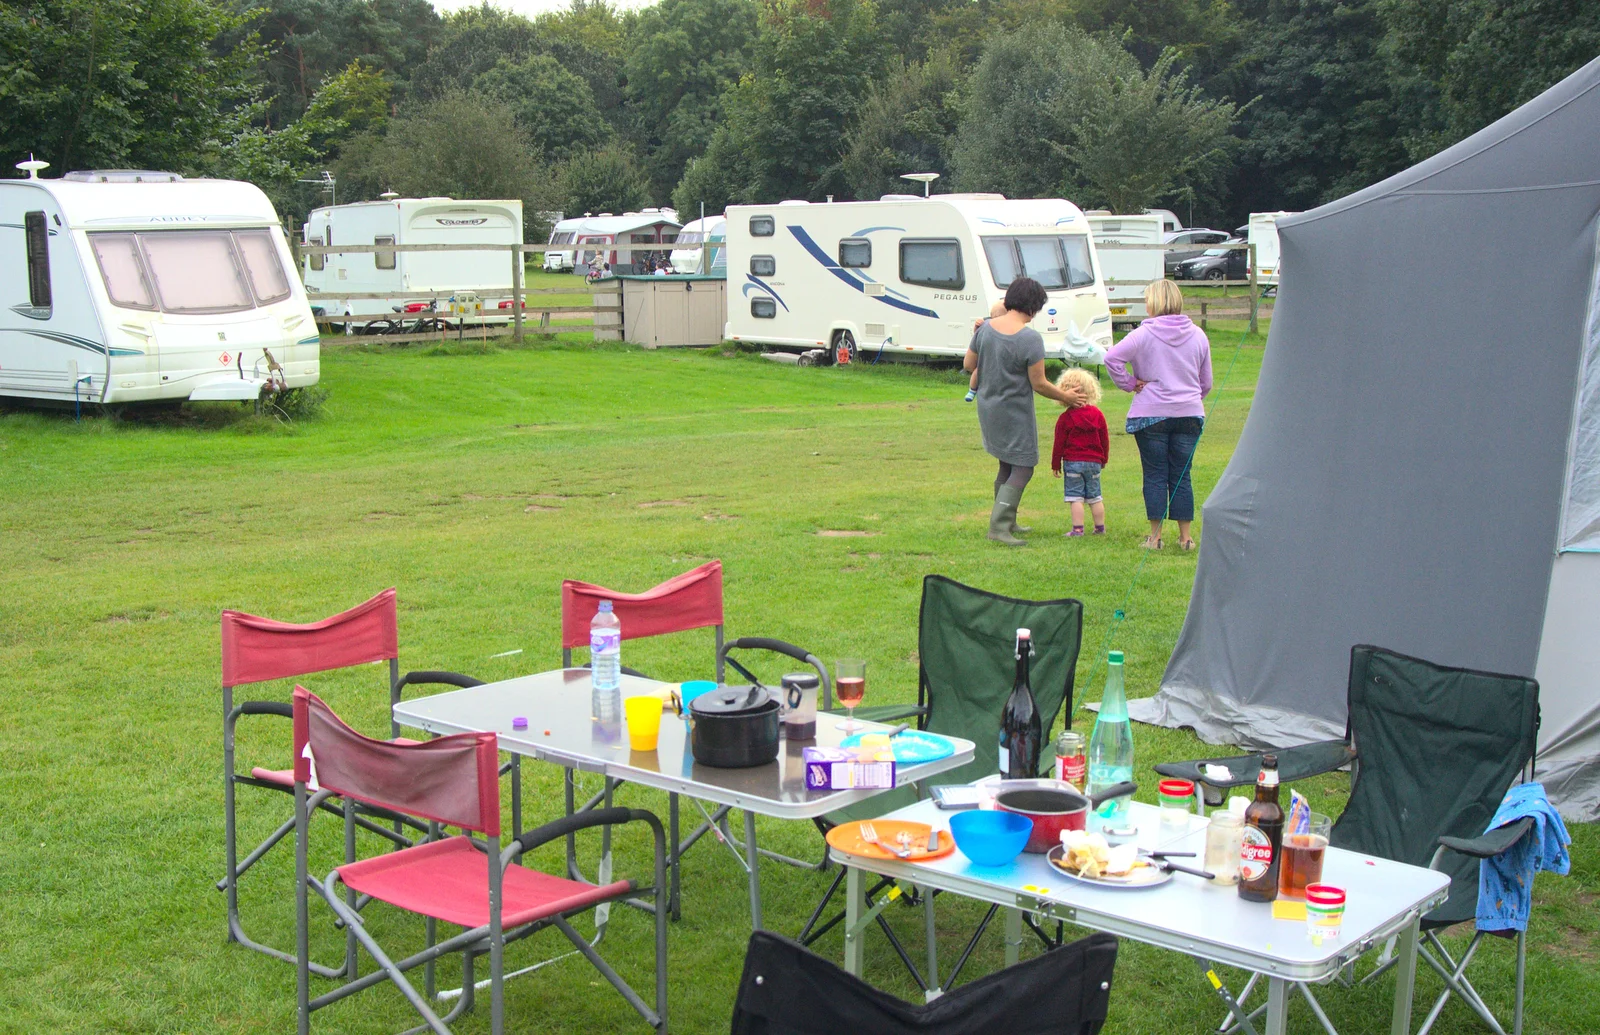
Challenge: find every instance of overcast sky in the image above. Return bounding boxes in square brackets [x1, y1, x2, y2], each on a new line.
[432, 0, 657, 16]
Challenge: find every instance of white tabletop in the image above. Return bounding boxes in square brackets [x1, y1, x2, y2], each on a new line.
[832, 799, 1451, 982]
[393, 668, 976, 820]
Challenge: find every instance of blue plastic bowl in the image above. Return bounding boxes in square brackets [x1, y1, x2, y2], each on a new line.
[949, 809, 1033, 867]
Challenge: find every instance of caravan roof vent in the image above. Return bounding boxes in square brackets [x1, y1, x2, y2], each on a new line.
[62, 170, 183, 183]
[380, 191, 400, 200]
[942, 192, 1006, 201]
[879, 194, 921, 201]
[641, 207, 659, 214]
[777, 199, 810, 206]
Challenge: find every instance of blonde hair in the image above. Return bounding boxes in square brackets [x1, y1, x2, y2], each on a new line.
[1144, 278, 1184, 317]
[989, 300, 1007, 318]
[1055, 366, 1102, 407]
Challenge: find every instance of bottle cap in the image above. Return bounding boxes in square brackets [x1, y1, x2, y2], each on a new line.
[1108, 650, 1124, 664]
[598, 600, 613, 612]
[512, 716, 528, 729]
[1016, 628, 1031, 639]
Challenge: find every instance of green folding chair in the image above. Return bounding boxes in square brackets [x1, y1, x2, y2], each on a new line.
[798, 574, 1084, 994]
[1158, 645, 1540, 1035]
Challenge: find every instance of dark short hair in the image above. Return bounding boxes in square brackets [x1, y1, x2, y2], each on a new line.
[1004, 277, 1048, 317]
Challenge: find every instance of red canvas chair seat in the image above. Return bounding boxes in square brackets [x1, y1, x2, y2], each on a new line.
[338, 836, 635, 929]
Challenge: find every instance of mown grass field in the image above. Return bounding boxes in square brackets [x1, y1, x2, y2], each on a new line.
[1, 324, 1592, 1034]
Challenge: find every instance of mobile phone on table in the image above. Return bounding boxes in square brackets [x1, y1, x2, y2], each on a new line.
[931, 784, 982, 810]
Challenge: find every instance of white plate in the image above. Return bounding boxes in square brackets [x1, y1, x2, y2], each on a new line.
[1045, 844, 1173, 890]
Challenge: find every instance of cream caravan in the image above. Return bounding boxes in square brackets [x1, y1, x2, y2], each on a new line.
[0, 167, 318, 405]
[1248, 211, 1297, 289]
[1086, 212, 1166, 326]
[724, 195, 1111, 365]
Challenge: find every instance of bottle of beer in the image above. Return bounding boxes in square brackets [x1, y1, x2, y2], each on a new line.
[998, 629, 1041, 780]
[1238, 754, 1285, 902]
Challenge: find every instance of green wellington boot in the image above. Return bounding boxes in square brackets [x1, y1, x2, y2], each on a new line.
[988, 484, 1027, 546]
[995, 484, 1031, 535]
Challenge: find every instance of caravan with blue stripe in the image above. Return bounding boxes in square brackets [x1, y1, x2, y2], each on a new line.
[724, 194, 1112, 365]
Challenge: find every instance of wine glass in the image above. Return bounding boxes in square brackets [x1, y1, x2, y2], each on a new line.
[835, 659, 866, 734]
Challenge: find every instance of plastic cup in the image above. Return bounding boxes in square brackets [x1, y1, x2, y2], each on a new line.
[1305, 883, 1346, 945]
[625, 695, 663, 751]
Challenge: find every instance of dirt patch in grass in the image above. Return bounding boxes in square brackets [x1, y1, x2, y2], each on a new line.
[638, 500, 689, 508]
[362, 511, 406, 521]
[817, 530, 878, 537]
[99, 608, 171, 625]
[524, 505, 560, 513]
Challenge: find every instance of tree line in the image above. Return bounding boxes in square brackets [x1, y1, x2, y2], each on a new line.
[2, 0, 1596, 240]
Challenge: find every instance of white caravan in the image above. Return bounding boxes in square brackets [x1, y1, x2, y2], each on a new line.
[0, 168, 317, 406]
[570, 210, 682, 275]
[724, 195, 1112, 364]
[1248, 211, 1297, 288]
[302, 197, 522, 326]
[669, 215, 726, 275]
[1145, 208, 1183, 234]
[543, 215, 589, 271]
[1087, 213, 1166, 326]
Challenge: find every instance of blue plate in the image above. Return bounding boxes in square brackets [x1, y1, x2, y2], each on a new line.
[838, 730, 956, 764]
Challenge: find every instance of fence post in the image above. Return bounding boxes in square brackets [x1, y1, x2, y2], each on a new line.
[511, 245, 524, 343]
[1199, 301, 1208, 331]
[1248, 244, 1259, 336]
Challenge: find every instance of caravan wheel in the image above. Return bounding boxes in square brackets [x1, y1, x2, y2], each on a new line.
[831, 331, 856, 366]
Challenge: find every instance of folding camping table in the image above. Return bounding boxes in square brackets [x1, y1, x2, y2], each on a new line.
[833, 799, 1451, 1035]
[393, 668, 975, 931]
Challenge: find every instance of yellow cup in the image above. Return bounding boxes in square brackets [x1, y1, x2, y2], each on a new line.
[625, 695, 663, 752]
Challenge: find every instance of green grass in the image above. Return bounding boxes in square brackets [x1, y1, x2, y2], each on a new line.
[0, 325, 1592, 1034]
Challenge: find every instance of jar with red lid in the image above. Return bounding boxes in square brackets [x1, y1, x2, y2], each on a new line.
[1157, 778, 1195, 832]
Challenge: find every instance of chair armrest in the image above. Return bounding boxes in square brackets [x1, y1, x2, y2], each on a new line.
[395, 670, 485, 692]
[1153, 739, 1353, 789]
[1437, 817, 1535, 861]
[511, 807, 662, 856]
[239, 700, 293, 718]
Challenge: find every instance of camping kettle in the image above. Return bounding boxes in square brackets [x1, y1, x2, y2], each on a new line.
[781, 672, 820, 741]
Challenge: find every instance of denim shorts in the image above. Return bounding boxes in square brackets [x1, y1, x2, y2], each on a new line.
[1061, 461, 1103, 502]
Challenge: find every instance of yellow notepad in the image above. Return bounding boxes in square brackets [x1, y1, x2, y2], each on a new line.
[1272, 899, 1308, 921]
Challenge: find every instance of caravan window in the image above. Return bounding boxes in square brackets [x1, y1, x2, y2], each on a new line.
[751, 298, 776, 319]
[549, 231, 574, 245]
[750, 255, 776, 276]
[90, 234, 156, 309]
[308, 235, 325, 271]
[139, 232, 254, 312]
[373, 235, 396, 271]
[749, 215, 775, 237]
[236, 230, 293, 303]
[899, 240, 963, 289]
[24, 210, 51, 309]
[838, 239, 871, 268]
[983, 235, 1095, 290]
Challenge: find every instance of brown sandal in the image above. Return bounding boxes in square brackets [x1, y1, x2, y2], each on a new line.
[1140, 535, 1163, 550]
[1179, 538, 1197, 551]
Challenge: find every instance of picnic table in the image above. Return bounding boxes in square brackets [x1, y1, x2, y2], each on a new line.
[393, 668, 975, 930]
[832, 798, 1451, 1035]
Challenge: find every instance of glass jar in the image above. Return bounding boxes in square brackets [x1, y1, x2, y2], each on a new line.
[1157, 778, 1195, 833]
[1204, 812, 1245, 886]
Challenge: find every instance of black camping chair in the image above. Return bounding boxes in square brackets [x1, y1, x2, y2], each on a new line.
[731, 929, 1118, 1035]
[799, 575, 1083, 993]
[1157, 645, 1540, 1035]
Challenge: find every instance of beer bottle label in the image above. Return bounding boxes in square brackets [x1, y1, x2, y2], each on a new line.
[1240, 825, 1274, 881]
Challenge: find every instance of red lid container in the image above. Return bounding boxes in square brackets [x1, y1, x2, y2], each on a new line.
[1158, 779, 1196, 798]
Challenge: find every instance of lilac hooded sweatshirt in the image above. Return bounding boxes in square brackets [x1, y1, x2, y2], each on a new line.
[1104, 314, 1213, 420]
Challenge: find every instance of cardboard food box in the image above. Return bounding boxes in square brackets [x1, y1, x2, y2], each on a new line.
[803, 747, 896, 790]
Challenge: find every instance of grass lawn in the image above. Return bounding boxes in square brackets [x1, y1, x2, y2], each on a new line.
[1, 323, 1592, 1033]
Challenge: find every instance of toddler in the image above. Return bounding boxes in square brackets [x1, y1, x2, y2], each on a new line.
[1050, 367, 1109, 536]
[965, 300, 1009, 401]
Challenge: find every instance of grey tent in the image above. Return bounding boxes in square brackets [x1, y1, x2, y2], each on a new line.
[1128, 56, 1600, 820]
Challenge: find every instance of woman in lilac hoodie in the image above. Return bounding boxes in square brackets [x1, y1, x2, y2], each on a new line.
[1103, 279, 1212, 550]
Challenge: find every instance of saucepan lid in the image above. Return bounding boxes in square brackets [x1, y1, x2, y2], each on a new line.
[689, 684, 778, 717]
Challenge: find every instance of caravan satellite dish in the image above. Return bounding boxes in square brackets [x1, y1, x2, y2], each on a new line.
[16, 155, 49, 180]
[380, 191, 400, 200]
[900, 172, 940, 197]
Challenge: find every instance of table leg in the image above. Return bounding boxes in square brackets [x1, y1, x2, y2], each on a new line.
[1264, 977, 1289, 1035]
[668, 793, 681, 921]
[1390, 913, 1421, 1035]
[1004, 907, 1022, 967]
[843, 866, 864, 977]
[743, 809, 763, 931]
[923, 885, 941, 999]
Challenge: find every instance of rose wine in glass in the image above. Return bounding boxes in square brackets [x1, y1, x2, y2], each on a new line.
[835, 659, 866, 733]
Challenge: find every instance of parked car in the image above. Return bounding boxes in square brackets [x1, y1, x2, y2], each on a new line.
[1173, 240, 1248, 281]
[1163, 228, 1232, 274]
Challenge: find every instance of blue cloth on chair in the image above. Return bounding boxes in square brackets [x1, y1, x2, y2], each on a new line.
[1477, 782, 1570, 933]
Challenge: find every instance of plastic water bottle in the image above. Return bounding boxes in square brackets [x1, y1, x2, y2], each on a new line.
[1087, 650, 1135, 832]
[590, 600, 621, 691]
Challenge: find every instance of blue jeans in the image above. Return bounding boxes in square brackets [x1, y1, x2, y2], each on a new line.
[1132, 416, 1204, 522]
[1060, 461, 1103, 503]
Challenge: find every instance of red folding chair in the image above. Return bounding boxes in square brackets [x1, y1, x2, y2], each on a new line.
[292, 687, 667, 1035]
[220, 589, 485, 976]
[558, 560, 724, 921]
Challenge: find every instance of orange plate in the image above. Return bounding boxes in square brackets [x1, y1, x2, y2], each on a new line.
[826, 820, 956, 862]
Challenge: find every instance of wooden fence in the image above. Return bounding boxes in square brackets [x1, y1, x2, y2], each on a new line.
[1097, 240, 1268, 333]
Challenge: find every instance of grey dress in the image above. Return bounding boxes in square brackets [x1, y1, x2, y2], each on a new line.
[972, 322, 1047, 466]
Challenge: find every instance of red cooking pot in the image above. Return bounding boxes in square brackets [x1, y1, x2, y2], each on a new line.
[994, 779, 1139, 853]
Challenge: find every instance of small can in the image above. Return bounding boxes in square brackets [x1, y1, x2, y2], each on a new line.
[1054, 730, 1087, 790]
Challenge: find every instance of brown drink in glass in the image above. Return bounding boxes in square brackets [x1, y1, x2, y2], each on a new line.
[835, 659, 866, 733]
[1277, 813, 1331, 900]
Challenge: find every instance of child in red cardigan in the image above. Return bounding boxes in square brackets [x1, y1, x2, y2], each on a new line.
[1050, 367, 1110, 536]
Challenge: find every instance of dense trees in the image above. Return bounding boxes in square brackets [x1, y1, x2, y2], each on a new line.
[7, 0, 1599, 232]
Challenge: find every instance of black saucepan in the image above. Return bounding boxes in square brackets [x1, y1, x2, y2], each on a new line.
[688, 684, 780, 768]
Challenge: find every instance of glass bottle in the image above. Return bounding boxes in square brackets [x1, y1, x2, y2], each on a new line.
[998, 629, 1041, 780]
[1087, 650, 1135, 832]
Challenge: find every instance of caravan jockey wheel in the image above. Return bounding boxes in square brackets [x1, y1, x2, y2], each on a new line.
[831, 331, 856, 366]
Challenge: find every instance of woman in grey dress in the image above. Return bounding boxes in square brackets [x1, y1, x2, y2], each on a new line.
[964, 277, 1086, 545]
